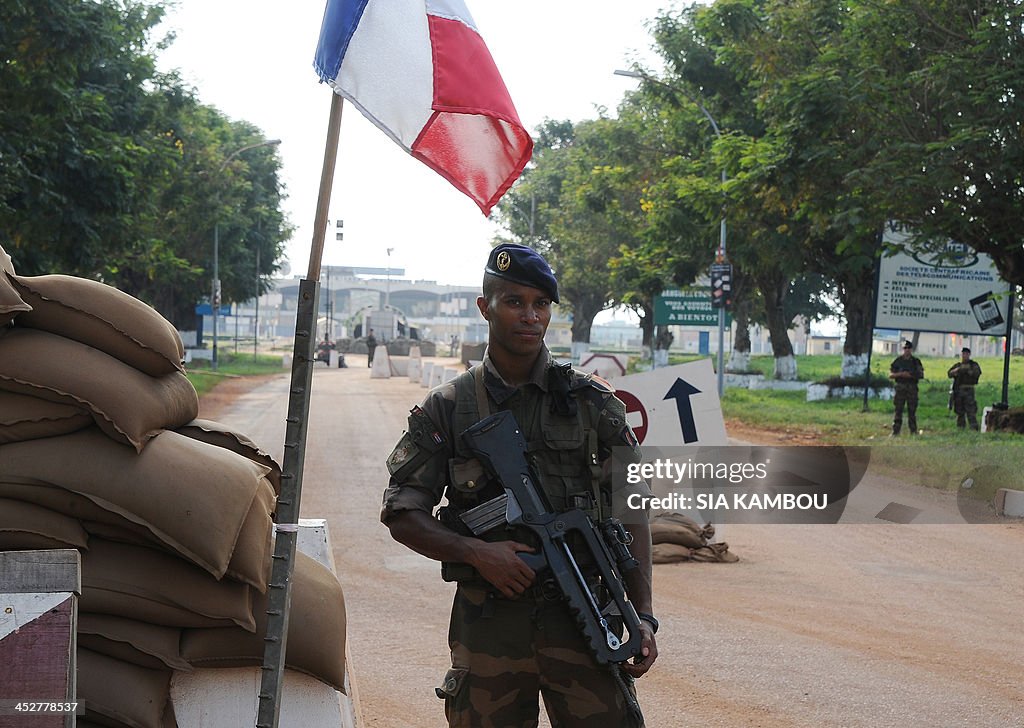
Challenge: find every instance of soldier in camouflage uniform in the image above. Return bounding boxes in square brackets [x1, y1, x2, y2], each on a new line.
[382, 244, 658, 727]
[947, 347, 982, 430]
[889, 340, 925, 436]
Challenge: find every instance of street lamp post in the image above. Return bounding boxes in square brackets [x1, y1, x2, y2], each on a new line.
[254, 244, 260, 362]
[506, 192, 536, 239]
[615, 69, 729, 397]
[385, 246, 394, 309]
[211, 138, 281, 370]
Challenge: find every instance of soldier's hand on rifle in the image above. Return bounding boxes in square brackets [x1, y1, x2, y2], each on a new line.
[622, 621, 658, 678]
[469, 540, 536, 599]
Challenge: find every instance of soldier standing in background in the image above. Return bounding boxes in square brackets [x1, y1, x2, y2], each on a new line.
[889, 340, 925, 436]
[947, 347, 982, 430]
[366, 328, 377, 368]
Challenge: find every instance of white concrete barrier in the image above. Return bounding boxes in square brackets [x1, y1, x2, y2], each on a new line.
[390, 357, 409, 377]
[981, 406, 993, 433]
[421, 362, 434, 388]
[996, 488, 1024, 517]
[408, 358, 422, 382]
[443, 367, 459, 384]
[430, 363, 445, 388]
[370, 346, 392, 378]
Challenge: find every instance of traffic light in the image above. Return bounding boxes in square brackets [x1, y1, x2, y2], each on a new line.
[710, 263, 732, 309]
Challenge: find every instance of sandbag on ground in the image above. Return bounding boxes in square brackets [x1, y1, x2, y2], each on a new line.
[81, 539, 255, 631]
[0, 390, 93, 444]
[6, 272, 185, 376]
[649, 512, 738, 563]
[0, 429, 274, 582]
[649, 511, 716, 549]
[652, 541, 739, 564]
[180, 550, 347, 691]
[0, 328, 197, 451]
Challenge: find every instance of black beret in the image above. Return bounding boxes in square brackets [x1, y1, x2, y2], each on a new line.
[902, 340, 913, 349]
[485, 243, 559, 302]
[962, 347, 971, 354]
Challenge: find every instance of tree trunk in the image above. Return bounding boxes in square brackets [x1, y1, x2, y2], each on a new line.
[637, 301, 655, 354]
[726, 268, 752, 371]
[727, 300, 752, 372]
[758, 271, 797, 380]
[567, 291, 605, 344]
[838, 266, 876, 379]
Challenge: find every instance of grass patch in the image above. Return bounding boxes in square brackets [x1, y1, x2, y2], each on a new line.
[185, 352, 285, 398]
[721, 353, 1024, 491]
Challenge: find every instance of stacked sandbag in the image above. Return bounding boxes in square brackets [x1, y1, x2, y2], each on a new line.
[649, 512, 739, 563]
[0, 246, 346, 728]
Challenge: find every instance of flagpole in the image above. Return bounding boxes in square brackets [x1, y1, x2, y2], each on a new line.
[257, 91, 344, 728]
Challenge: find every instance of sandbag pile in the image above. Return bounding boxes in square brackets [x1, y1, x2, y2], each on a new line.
[0, 247, 346, 728]
[649, 512, 739, 563]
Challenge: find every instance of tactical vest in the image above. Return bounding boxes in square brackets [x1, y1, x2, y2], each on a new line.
[953, 361, 981, 387]
[439, 363, 609, 583]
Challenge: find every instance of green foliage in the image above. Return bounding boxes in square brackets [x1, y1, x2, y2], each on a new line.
[722, 353, 1024, 489]
[0, 0, 291, 328]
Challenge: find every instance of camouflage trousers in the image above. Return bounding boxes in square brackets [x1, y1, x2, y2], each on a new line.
[892, 386, 919, 435]
[438, 584, 641, 728]
[952, 387, 979, 430]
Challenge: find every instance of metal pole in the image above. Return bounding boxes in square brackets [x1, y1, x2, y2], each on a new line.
[212, 223, 219, 370]
[716, 185, 726, 398]
[863, 253, 883, 412]
[1000, 292, 1015, 408]
[257, 92, 343, 728]
[254, 245, 260, 362]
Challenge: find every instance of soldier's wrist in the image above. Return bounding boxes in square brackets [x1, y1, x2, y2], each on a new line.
[636, 612, 659, 634]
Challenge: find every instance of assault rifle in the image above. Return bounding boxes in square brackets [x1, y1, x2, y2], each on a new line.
[948, 363, 960, 412]
[461, 410, 645, 726]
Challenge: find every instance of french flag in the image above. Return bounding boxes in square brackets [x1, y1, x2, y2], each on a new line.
[314, 0, 534, 216]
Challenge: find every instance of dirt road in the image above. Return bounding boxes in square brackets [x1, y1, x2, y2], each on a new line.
[203, 360, 1024, 728]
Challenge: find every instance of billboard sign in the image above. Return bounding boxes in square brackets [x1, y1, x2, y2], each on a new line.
[655, 289, 732, 327]
[876, 227, 1011, 336]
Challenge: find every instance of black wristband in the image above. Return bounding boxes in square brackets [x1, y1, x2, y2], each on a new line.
[636, 612, 659, 634]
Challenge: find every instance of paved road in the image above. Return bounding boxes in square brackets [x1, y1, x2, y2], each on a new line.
[207, 358, 1024, 728]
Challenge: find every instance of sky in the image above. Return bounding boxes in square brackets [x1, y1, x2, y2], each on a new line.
[155, 0, 674, 288]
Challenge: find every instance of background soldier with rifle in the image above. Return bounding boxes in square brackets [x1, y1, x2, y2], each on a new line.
[382, 243, 658, 727]
[947, 347, 982, 430]
[889, 340, 925, 436]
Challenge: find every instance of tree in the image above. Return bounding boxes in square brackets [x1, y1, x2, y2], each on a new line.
[642, 1, 817, 379]
[847, 1, 1024, 288]
[0, 0, 290, 328]
[0, 0, 169, 274]
[500, 118, 646, 353]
